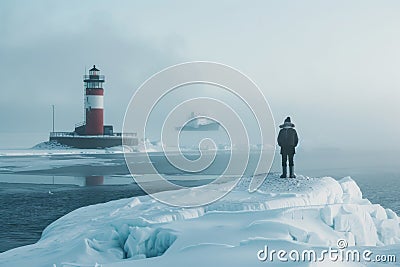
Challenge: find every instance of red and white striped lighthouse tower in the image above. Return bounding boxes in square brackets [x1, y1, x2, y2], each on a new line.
[84, 65, 104, 135]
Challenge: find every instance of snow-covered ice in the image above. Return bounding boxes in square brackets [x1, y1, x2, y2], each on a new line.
[0, 175, 399, 266]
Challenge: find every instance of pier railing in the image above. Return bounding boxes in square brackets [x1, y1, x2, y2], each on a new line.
[50, 132, 137, 138]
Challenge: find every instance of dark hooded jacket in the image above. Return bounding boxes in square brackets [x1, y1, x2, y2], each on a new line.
[277, 122, 299, 155]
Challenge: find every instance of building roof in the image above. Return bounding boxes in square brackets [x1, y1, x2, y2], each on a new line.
[89, 65, 99, 72]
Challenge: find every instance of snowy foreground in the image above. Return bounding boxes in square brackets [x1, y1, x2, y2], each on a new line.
[1, 175, 399, 267]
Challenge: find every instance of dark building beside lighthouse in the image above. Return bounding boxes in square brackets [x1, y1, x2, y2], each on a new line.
[50, 65, 138, 149]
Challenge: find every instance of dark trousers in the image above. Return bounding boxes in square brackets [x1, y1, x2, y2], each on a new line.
[281, 153, 294, 167]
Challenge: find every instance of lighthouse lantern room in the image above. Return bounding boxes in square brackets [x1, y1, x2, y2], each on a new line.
[83, 65, 105, 135]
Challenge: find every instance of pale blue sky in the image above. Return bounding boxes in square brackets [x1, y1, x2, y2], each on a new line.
[0, 0, 399, 150]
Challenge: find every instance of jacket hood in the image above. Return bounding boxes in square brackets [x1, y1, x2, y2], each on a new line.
[279, 121, 295, 128]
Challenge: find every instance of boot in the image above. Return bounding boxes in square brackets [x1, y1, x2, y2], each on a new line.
[280, 166, 287, 178]
[289, 166, 296, 178]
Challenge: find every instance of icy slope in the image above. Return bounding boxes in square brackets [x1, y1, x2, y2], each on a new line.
[0, 175, 399, 267]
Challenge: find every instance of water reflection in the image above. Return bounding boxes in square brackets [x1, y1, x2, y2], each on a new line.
[0, 151, 222, 187]
[85, 175, 104, 186]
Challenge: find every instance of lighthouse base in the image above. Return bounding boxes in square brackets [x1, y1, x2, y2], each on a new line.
[49, 133, 138, 149]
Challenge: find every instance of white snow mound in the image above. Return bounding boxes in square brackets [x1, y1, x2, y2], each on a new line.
[0, 175, 399, 267]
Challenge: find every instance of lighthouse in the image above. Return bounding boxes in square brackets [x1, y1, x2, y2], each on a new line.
[49, 65, 138, 148]
[84, 65, 104, 135]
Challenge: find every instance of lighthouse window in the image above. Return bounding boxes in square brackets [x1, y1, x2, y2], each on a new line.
[87, 82, 101, 88]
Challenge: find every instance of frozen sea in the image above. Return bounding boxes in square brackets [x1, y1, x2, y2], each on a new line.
[0, 147, 398, 253]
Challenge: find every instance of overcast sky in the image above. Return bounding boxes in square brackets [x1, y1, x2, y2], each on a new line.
[1, 0, 399, 150]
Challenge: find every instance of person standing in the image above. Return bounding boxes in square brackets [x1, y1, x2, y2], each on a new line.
[277, 117, 299, 178]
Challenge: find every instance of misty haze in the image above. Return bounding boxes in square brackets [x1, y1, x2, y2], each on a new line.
[0, 1, 399, 266]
